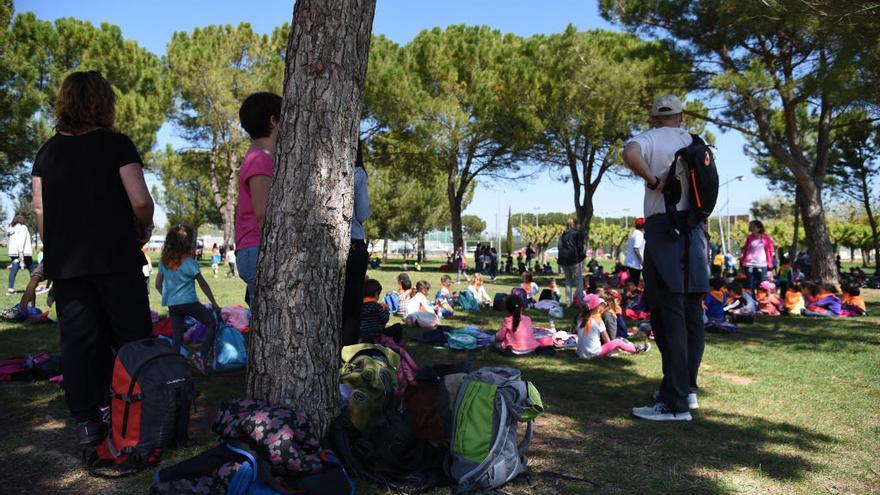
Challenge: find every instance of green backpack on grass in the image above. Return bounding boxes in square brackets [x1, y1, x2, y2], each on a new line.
[441, 367, 544, 494]
[340, 344, 400, 432]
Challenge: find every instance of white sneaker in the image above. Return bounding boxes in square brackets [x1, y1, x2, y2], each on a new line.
[688, 393, 699, 410]
[6, 288, 14, 295]
[632, 402, 692, 421]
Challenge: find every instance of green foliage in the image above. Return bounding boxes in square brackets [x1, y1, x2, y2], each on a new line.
[525, 26, 695, 232]
[148, 146, 222, 235]
[589, 222, 630, 258]
[165, 23, 285, 242]
[518, 224, 565, 261]
[461, 214, 487, 239]
[1, 8, 170, 190]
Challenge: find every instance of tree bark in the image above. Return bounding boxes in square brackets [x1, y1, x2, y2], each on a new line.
[247, 0, 377, 437]
[799, 185, 838, 285]
[449, 186, 464, 251]
[417, 230, 426, 263]
[857, 166, 880, 273]
[382, 237, 389, 262]
[789, 192, 800, 263]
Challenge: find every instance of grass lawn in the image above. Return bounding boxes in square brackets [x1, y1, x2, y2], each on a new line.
[1, 257, 878, 494]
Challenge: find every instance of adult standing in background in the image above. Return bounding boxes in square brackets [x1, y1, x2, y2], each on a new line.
[623, 218, 647, 285]
[7, 213, 35, 294]
[557, 219, 586, 307]
[235, 92, 282, 306]
[621, 94, 708, 422]
[32, 71, 154, 444]
[454, 246, 467, 283]
[741, 220, 775, 293]
[340, 141, 371, 346]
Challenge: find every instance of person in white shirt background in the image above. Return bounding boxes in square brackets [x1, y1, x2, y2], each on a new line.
[624, 217, 647, 285]
[7, 213, 35, 295]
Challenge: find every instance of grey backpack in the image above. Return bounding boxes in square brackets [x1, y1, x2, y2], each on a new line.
[442, 367, 544, 494]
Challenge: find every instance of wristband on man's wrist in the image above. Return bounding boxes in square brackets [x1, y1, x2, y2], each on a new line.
[646, 176, 661, 190]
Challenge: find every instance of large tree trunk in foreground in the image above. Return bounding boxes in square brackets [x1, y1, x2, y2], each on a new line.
[247, 0, 377, 437]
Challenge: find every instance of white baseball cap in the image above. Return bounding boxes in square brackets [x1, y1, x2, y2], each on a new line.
[650, 94, 683, 116]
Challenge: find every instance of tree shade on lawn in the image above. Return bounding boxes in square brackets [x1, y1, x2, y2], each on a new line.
[247, 0, 377, 437]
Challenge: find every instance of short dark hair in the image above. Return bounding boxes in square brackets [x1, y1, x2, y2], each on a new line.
[239, 92, 282, 139]
[397, 273, 411, 291]
[364, 279, 382, 298]
[727, 281, 743, 295]
[846, 286, 860, 296]
[709, 277, 724, 291]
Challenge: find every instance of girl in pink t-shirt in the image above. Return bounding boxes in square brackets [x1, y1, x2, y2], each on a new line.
[495, 294, 540, 355]
[234, 92, 282, 305]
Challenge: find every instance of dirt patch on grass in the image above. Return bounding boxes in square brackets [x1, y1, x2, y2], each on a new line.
[715, 372, 756, 385]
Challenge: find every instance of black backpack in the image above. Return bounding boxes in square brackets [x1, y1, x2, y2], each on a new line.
[87, 339, 196, 475]
[662, 134, 719, 234]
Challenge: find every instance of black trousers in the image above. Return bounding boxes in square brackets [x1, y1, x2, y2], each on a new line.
[627, 267, 642, 286]
[53, 272, 152, 422]
[341, 240, 369, 347]
[169, 302, 217, 358]
[644, 255, 705, 413]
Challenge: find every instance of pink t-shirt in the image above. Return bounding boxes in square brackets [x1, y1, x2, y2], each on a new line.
[495, 314, 539, 353]
[235, 146, 274, 250]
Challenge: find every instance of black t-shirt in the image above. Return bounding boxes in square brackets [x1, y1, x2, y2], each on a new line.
[32, 130, 144, 279]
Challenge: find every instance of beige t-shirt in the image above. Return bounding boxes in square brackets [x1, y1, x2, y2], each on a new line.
[627, 127, 693, 218]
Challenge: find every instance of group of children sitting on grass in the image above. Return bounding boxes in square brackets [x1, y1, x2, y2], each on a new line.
[355, 269, 651, 361]
[704, 276, 867, 327]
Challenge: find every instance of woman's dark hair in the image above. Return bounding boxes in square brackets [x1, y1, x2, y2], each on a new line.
[749, 220, 765, 234]
[161, 224, 195, 270]
[416, 280, 431, 293]
[54, 71, 116, 134]
[364, 279, 382, 298]
[9, 213, 26, 227]
[522, 271, 533, 283]
[505, 294, 524, 333]
[239, 92, 282, 139]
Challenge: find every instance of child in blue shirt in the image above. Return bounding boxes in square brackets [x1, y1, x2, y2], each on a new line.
[155, 225, 220, 374]
[704, 277, 727, 322]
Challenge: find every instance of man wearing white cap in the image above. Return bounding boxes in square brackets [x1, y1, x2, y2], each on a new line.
[620, 94, 709, 421]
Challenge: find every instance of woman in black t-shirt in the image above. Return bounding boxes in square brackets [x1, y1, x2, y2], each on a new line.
[31, 71, 155, 446]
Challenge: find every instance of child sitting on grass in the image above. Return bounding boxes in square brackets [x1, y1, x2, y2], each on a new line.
[784, 281, 805, 315]
[576, 294, 650, 360]
[360, 279, 403, 343]
[704, 277, 727, 323]
[397, 273, 413, 318]
[601, 290, 628, 339]
[468, 273, 492, 306]
[841, 285, 867, 316]
[434, 274, 455, 318]
[405, 280, 440, 328]
[724, 281, 756, 323]
[756, 281, 782, 316]
[802, 283, 842, 317]
[156, 225, 220, 375]
[494, 294, 539, 355]
[521, 272, 540, 302]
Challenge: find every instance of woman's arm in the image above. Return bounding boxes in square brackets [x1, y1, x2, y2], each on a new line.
[120, 164, 155, 243]
[155, 271, 163, 295]
[32, 177, 44, 240]
[600, 329, 610, 344]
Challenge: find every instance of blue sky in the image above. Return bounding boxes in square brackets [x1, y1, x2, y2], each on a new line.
[17, 0, 761, 232]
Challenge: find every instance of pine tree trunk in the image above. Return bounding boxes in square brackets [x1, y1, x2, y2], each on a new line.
[247, 0, 377, 437]
[383, 237, 389, 262]
[789, 193, 800, 263]
[449, 191, 464, 251]
[799, 185, 839, 286]
[417, 231, 426, 262]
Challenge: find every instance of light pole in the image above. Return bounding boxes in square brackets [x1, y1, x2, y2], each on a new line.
[622, 208, 631, 229]
[719, 175, 745, 253]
